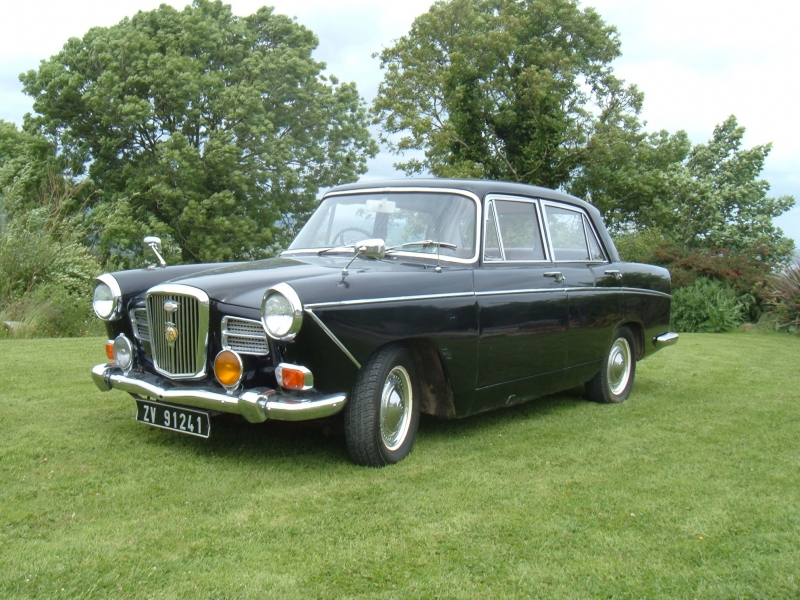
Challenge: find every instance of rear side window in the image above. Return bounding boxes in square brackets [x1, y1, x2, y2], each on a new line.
[544, 205, 590, 261]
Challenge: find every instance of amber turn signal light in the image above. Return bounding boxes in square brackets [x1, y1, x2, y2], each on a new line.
[214, 350, 243, 388]
[105, 340, 115, 361]
[281, 368, 305, 390]
[275, 363, 313, 391]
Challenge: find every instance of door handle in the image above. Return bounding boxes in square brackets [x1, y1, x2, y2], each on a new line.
[543, 271, 565, 283]
[604, 269, 622, 281]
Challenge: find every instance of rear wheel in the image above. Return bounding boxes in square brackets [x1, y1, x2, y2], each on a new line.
[344, 344, 421, 466]
[586, 326, 636, 403]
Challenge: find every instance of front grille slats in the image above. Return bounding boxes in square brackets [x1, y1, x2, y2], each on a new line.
[130, 308, 150, 341]
[146, 286, 209, 379]
[222, 316, 269, 356]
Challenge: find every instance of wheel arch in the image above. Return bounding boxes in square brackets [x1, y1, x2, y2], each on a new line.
[401, 338, 457, 419]
[618, 320, 645, 360]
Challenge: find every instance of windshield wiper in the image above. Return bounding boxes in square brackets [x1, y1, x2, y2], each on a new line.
[385, 240, 457, 252]
[316, 245, 356, 255]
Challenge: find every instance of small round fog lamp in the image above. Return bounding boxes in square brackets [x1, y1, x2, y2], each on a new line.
[214, 350, 243, 389]
[113, 334, 134, 372]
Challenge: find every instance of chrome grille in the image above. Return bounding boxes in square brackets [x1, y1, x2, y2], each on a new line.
[130, 308, 150, 341]
[222, 316, 269, 356]
[146, 285, 209, 379]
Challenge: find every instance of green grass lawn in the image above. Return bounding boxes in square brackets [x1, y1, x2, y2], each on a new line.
[1, 333, 799, 599]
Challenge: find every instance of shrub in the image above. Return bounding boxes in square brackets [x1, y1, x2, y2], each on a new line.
[762, 263, 800, 334]
[671, 277, 745, 333]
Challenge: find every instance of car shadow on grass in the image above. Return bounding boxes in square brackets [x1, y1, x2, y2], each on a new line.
[128, 386, 590, 466]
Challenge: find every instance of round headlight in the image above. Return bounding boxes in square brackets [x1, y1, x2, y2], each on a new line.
[261, 283, 303, 341]
[93, 274, 122, 320]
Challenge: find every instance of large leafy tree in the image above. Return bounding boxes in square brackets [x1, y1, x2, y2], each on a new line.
[372, 0, 642, 187]
[21, 0, 377, 266]
[589, 116, 795, 260]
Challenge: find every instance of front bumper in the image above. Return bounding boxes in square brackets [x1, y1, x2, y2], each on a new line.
[91, 364, 347, 423]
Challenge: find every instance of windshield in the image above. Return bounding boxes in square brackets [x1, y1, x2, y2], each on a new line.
[288, 192, 478, 259]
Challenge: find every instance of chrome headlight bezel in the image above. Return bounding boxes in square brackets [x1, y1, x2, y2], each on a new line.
[93, 274, 123, 321]
[261, 282, 303, 341]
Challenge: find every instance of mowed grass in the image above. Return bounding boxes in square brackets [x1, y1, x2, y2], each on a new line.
[1, 334, 799, 599]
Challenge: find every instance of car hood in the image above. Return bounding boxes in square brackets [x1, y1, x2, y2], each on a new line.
[167, 254, 472, 309]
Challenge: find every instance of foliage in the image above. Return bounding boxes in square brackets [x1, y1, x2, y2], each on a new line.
[670, 277, 745, 333]
[0, 123, 101, 337]
[372, 0, 643, 187]
[762, 263, 800, 334]
[3, 335, 800, 597]
[649, 117, 794, 261]
[21, 0, 377, 266]
[591, 117, 794, 262]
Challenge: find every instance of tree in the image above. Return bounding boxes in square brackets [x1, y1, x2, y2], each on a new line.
[372, 0, 642, 187]
[604, 116, 794, 261]
[650, 116, 794, 259]
[21, 0, 377, 266]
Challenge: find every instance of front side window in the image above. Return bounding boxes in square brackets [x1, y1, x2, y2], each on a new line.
[483, 198, 547, 261]
[289, 192, 478, 260]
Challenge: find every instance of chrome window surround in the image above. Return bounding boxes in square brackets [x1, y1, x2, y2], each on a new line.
[282, 187, 483, 265]
[261, 282, 303, 342]
[93, 273, 123, 321]
[221, 316, 269, 356]
[541, 200, 610, 264]
[145, 284, 210, 380]
[482, 194, 551, 263]
[130, 307, 150, 342]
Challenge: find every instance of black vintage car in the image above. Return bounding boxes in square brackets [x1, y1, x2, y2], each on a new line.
[91, 179, 678, 466]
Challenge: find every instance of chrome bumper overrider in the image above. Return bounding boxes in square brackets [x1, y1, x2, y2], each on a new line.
[653, 332, 679, 348]
[91, 364, 347, 423]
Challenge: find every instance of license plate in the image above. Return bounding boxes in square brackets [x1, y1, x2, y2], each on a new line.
[135, 400, 211, 438]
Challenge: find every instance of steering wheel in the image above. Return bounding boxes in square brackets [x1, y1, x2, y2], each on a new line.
[332, 227, 373, 246]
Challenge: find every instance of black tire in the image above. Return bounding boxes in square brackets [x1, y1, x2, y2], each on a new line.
[343, 344, 421, 467]
[586, 326, 637, 404]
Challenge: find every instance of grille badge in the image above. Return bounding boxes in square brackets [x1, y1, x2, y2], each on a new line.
[165, 323, 179, 346]
[164, 300, 179, 313]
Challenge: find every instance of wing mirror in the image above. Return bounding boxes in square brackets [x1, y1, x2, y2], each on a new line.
[342, 239, 386, 276]
[143, 236, 167, 267]
[355, 239, 386, 260]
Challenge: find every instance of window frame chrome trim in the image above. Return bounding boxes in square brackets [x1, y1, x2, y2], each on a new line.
[541, 200, 611, 264]
[145, 283, 210, 380]
[285, 187, 482, 265]
[482, 194, 551, 264]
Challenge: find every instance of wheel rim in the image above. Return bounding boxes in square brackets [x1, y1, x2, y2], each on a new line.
[380, 365, 413, 452]
[607, 337, 632, 396]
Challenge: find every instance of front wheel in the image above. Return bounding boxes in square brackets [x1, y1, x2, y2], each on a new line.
[344, 344, 421, 467]
[586, 326, 637, 403]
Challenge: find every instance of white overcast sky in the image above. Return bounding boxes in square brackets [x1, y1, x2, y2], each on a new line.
[1, 0, 798, 246]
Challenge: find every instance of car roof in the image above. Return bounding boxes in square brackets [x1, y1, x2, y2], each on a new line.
[325, 178, 595, 212]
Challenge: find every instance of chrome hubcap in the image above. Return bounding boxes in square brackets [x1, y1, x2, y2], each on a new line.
[607, 338, 632, 396]
[380, 366, 412, 451]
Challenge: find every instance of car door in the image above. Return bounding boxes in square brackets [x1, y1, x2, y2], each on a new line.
[472, 196, 569, 413]
[541, 202, 623, 383]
